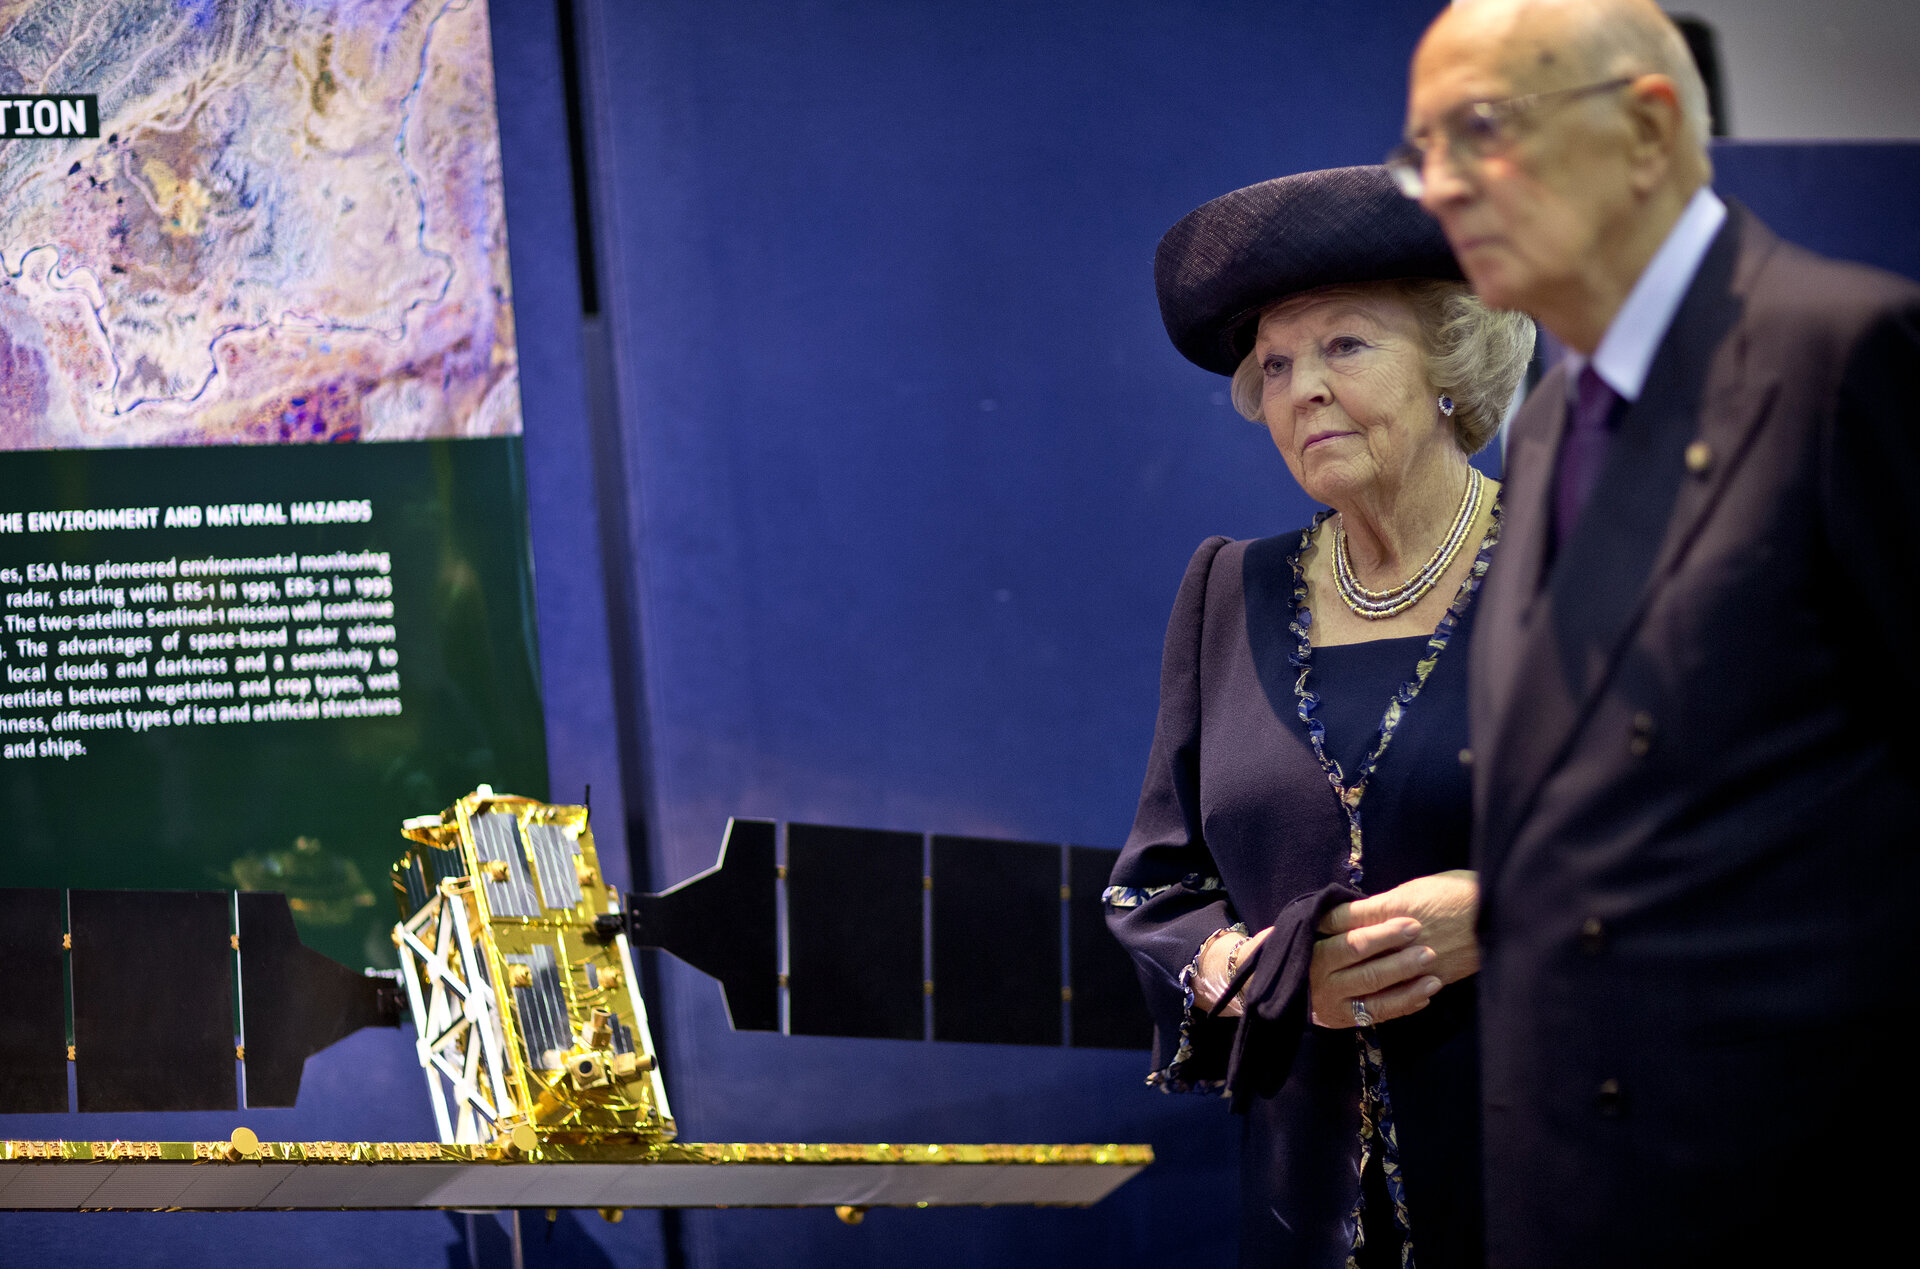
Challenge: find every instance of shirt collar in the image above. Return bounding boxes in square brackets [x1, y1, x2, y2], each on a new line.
[1563, 185, 1726, 404]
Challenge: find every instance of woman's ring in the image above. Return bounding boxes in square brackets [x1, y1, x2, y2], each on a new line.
[1350, 999, 1374, 1029]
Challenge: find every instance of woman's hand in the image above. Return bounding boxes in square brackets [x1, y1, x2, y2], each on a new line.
[1311, 870, 1480, 1028]
[1309, 914, 1438, 1028]
[1328, 869, 1480, 984]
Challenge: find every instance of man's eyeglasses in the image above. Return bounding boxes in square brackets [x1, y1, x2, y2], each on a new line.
[1386, 77, 1635, 199]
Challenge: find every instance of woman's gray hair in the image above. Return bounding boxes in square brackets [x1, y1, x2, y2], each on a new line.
[1227, 279, 1535, 455]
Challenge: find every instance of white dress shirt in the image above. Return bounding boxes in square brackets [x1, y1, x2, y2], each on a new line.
[1563, 185, 1728, 405]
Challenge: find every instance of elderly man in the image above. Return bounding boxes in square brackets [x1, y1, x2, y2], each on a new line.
[1383, 0, 1920, 1263]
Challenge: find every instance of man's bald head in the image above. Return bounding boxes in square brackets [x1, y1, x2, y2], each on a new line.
[1406, 0, 1715, 350]
[1430, 0, 1712, 154]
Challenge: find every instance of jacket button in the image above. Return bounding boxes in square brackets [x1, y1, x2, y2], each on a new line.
[1457, 748, 1474, 767]
[1579, 916, 1605, 954]
[1684, 440, 1713, 475]
[1596, 1078, 1627, 1117]
[1628, 711, 1655, 757]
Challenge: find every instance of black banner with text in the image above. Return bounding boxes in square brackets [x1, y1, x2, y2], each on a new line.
[0, 438, 547, 968]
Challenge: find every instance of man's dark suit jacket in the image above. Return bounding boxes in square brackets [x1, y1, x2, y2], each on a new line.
[1469, 202, 1920, 1266]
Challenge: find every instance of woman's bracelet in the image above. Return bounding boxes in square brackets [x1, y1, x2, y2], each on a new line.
[1196, 926, 1239, 967]
[1224, 932, 1252, 989]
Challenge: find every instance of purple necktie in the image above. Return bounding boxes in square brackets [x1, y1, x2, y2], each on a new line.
[1554, 364, 1622, 547]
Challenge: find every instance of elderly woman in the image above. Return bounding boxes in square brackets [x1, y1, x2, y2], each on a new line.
[1105, 166, 1533, 1269]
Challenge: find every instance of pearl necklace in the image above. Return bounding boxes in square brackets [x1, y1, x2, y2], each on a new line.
[1331, 467, 1485, 620]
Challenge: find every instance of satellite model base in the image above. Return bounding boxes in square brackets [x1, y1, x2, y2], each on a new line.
[0, 1137, 1150, 1212]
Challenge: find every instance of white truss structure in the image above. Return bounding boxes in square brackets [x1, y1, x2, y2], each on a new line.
[395, 888, 515, 1145]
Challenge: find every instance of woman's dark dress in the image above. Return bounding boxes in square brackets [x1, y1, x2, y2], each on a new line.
[1105, 531, 1484, 1269]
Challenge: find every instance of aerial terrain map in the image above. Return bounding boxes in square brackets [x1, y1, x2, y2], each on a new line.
[0, 0, 521, 448]
[0, 0, 546, 970]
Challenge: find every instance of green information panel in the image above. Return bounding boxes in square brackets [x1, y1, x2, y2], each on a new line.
[0, 0, 547, 969]
[0, 439, 547, 967]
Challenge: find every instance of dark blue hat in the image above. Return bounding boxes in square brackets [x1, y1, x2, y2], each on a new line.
[1154, 165, 1463, 375]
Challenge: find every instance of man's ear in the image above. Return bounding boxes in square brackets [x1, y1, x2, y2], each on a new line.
[1622, 73, 1687, 193]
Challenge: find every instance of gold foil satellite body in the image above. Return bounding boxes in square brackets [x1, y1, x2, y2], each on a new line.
[392, 786, 673, 1148]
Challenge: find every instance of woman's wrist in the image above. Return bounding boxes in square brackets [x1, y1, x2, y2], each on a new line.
[1192, 926, 1252, 1013]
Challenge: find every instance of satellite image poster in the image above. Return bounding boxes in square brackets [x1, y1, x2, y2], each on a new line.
[0, 0, 549, 969]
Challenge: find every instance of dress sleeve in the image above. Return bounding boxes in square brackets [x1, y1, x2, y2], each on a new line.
[1104, 536, 1241, 1092]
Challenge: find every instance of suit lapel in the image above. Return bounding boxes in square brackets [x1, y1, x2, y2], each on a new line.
[1475, 207, 1783, 882]
[1622, 212, 1781, 613]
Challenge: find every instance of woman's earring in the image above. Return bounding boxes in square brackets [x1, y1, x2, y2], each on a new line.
[1438, 395, 1455, 416]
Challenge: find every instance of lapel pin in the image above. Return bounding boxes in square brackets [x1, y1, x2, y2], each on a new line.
[1684, 440, 1713, 476]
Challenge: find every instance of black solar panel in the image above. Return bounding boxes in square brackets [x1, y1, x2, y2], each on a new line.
[0, 888, 69, 1113]
[786, 824, 923, 1041]
[237, 890, 395, 1107]
[627, 818, 778, 1032]
[69, 889, 236, 1112]
[628, 822, 1153, 1051]
[930, 836, 1062, 1045]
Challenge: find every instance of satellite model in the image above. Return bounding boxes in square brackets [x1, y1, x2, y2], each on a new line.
[0, 787, 1150, 1214]
[391, 788, 672, 1148]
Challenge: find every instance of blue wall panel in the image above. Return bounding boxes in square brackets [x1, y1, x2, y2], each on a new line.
[577, 3, 1447, 1266]
[502, 0, 634, 887]
[1710, 141, 1920, 283]
[590, 0, 1445, 868]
